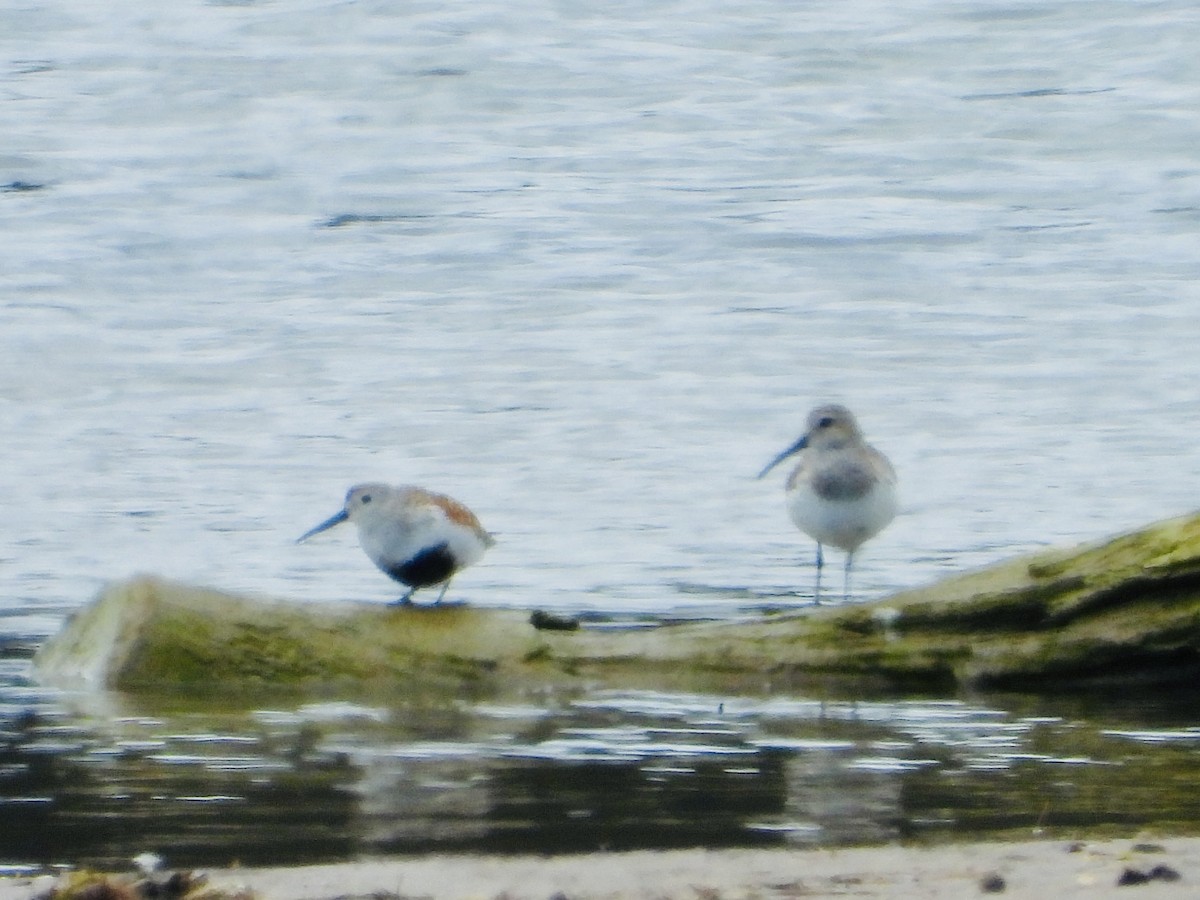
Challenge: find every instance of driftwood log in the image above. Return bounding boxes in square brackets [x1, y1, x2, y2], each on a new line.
[34, 511, 1200, 696]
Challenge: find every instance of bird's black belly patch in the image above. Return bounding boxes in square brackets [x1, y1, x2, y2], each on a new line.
[386, 544, 456, 588]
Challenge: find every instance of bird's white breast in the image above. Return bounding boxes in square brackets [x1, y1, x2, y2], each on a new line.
[356, 495, 487, 573]
[786, 477, 897, 552]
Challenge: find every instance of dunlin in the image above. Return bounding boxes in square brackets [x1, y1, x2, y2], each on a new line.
[298, 483, 494, 605]
[758, 404, 897, 601]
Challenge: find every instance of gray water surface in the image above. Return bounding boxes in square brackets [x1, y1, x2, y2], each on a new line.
[3, 0, 1200, 869]
[7, 684, 1200, 870]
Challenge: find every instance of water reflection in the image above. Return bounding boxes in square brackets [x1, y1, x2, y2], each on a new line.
[5, 680, 1200, 869]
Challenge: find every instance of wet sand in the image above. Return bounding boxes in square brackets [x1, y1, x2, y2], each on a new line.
[3, 837, 1193, 899]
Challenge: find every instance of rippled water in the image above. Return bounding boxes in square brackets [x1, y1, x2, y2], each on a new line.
[8, 685, 1200, 870]
[3, 0, 1200, 870]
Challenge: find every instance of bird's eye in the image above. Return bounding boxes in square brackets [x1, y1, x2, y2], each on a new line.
[360, 494, 372, 504]
[818, 417, 834, 429]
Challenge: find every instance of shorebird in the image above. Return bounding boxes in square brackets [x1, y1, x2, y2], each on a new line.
[758, 404, 897, 602]
[297, 483, 494, 605]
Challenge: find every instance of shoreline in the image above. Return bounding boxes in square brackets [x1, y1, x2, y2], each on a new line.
[3, 837, 1193, 900]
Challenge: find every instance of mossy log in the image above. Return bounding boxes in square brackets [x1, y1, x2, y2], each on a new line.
[34, 511, 1200, 696]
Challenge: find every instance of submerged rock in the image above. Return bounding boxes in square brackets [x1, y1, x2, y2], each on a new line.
[33, 512, 1200, 696]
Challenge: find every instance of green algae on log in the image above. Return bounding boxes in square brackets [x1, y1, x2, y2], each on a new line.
[33, 511, 1200, 695]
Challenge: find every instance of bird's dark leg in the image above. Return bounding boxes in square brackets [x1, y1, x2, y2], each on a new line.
[843, 552, 854, 602]
[390, 590, 414, 607]
[434, 580, 451, 605]
[813, 543, 824, 605]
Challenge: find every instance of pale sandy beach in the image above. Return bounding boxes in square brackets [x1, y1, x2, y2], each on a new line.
[4, 838, 1195, 900]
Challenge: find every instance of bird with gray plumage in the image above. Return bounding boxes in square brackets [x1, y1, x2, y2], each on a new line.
[758, 404, 897, 602]
[298, 483, 494, 605]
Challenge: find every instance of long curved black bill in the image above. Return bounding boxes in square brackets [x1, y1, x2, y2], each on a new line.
[756, 435, 808, 480]
[297, 508, 349, 543]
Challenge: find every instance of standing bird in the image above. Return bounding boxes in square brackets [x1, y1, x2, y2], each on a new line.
[758, 404, 897, 602]
[297, 483, 494, 605]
